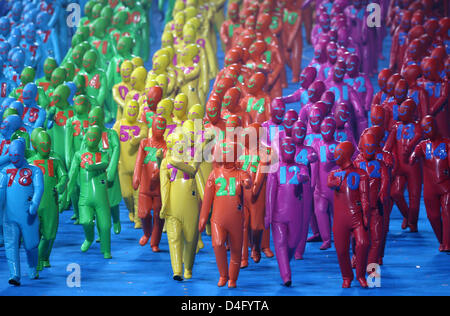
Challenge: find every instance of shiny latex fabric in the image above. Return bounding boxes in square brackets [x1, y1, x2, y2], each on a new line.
[239, 73, 271, 124]
[239, 124, 269, 267]
[67, 126, 112, 259]
[46, 0, 70, 60]
[116, 0, 150, 61]
[410, 116, 450, 252]
[28, 130, 68, 271]
[105, 36, 137, 118]
[265, 136, 309, 285]
[360, 124, 394, 262]
[65, 95, 91, 222]
[175, 44, 208, 109]
[402, 64, 429, 122]
[10, 67, 50, 110]
[384, 99, 423, 232]
[343, 54, 374, 112]
[47, 85, 74, 164]
[302, 104, 325, 241]
[133, 117, 167, 251]
[220, 2, 241, 52]
[123, 66, 147, 115]
[324, 62, 367, 137]
[113, 100, 148, 227]
[297, 81, 326, 128]
[381, 78, 408, 130]
[256, 38, 284, 99]
[210, 0, 228, 53]
[417, 59, 450, 138]
[199, 144, 252, 288]
[87, 106, 122, 234]
[112, 60, 134, 122]
[87, 18, 118, 65]
[21, 83, 49, 134]
[77, 49, 108, 118]
[310, 117, 339, 250]
[389, 12, 412, 73]
[281, 1, 304, 83]
[19, 23, 44, 75]
[274, 66, 317, 111]
[292, 120, 319, 260]
[184, 16, 220, 84]
[255, 11, 287, 88]
[0, 139, 44, 284]
[371, 68, 393, 108]
[0, 114, 24, 169]
[353, 133, 390, 266]
[160, 141, 201, 281]
[261, 99, 285, 149]
[140, 86, 163, 129]
[327, 141, 370, 288]
[344, 2, 377, 76]
[221, 87, 252, 128]
[334, 102, 358, 149]
[36, 11, 62, 64]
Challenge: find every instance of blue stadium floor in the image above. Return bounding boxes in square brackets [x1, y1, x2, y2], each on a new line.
[0, 5, 449, 296]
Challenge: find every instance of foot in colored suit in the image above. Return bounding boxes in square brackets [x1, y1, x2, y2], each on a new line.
[358, 277, 368, 288]
[262, 248, 274, 258]
[342, 279, 352, 288]
[139, 235, 149, 246]
[307, 234, 322, 242]
[218, 277, 228, 287]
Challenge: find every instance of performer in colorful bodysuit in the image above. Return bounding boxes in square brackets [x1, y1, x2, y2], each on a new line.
[384, 98, 423, 232]
[0, 139, 43, 286]
[199, 141, 252, 288]
[133, 116, 167, 251]
[29, 130, 67, 270]
[266, 136, 309, 286]
[160, 131, 202, 281]
[88, 106, 122, 234]
[113, 100, 148, 228]
[410, 116, 450, 252]
[67, 125, 112, 259]
[328, 141, 370, 289]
